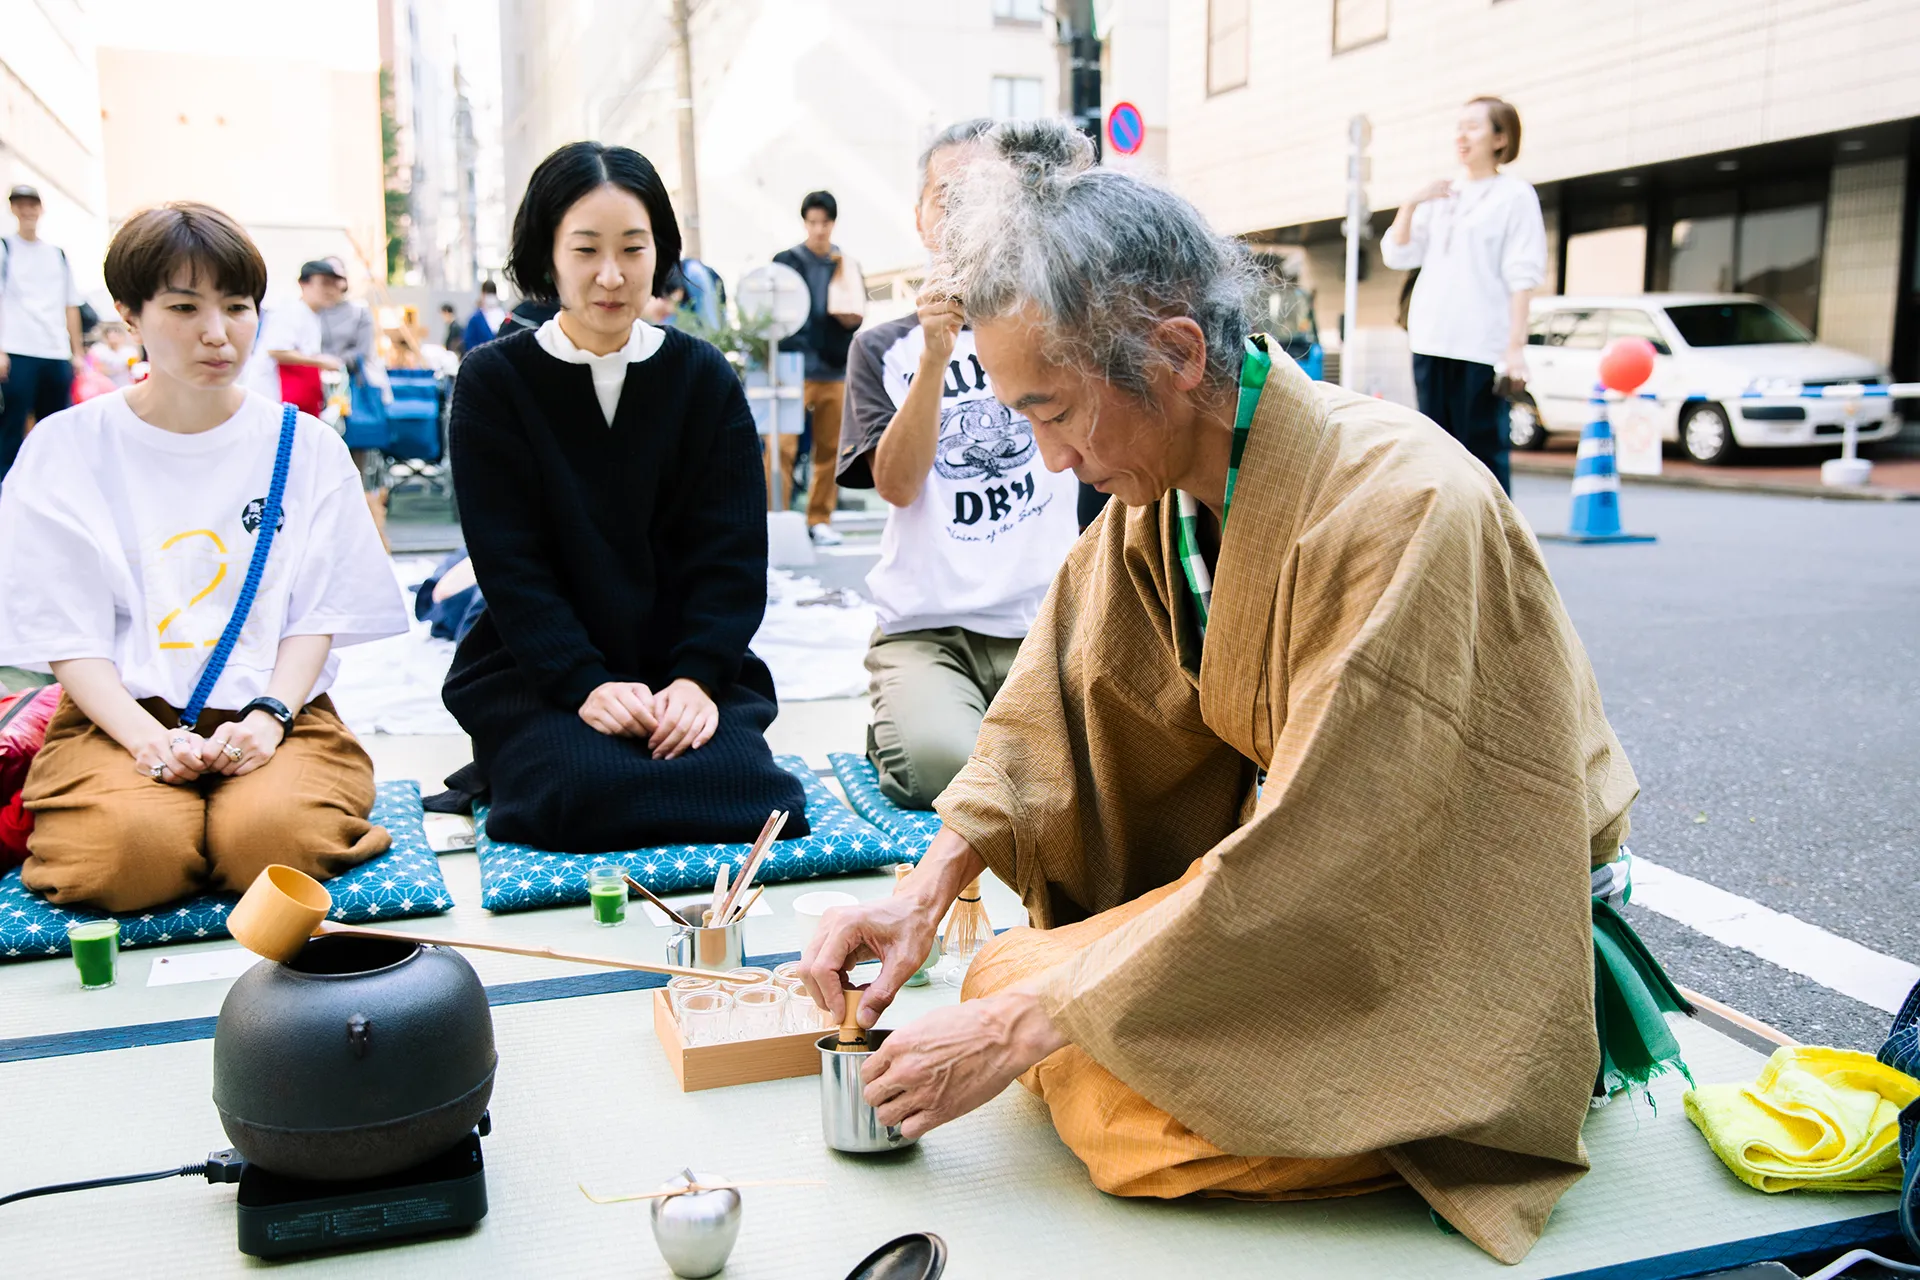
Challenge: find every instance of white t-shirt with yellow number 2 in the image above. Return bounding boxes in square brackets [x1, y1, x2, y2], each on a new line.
[0, 389, 409, 710]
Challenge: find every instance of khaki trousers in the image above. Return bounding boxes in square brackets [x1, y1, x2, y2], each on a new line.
[801, 378, 844, 527]
[865, 626, 1024, 810]
[962, 859, 1404, 1201]
[21, 693, 389, 913]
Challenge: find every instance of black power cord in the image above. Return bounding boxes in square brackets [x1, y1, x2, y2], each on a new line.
[0, 1149, 245, 1208]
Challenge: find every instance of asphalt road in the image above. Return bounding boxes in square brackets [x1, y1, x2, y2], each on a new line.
[1517, 475, 1916, 1051]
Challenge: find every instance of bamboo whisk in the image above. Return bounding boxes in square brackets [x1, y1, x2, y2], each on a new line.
[943, 877, 988, 958]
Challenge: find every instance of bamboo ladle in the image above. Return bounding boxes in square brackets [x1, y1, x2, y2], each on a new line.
[228, 864, 756, 983]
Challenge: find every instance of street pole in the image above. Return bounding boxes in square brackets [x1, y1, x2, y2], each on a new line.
[1341, 114, 1371, 390]
[671, 0, 703, 260]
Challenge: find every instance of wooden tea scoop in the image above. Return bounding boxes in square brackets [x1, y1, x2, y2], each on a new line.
[835, 983, 869, 1050]
[623, 874, 695, 927]
[716, 809, 787, 924]
[229, 864, 755, 983]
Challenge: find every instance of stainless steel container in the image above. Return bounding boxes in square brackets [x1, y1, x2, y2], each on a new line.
[649, 1168, 742, 1278]
[817, 1030, 917, 1153]
[665, 920, 746, 973]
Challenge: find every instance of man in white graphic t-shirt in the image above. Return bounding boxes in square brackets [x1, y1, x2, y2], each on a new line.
[836, 120, 1080, 810]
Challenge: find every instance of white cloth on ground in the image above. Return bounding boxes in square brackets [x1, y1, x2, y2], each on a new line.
[0, 389, 409, 709]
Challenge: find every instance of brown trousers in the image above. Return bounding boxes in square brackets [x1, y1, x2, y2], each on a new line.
[21, 694, 389, 913]
[774, 378, 845, 527]
[962, 860, 1403, 1201]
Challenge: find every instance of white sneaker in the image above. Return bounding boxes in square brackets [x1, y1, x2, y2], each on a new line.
[808, 523, 845, 547]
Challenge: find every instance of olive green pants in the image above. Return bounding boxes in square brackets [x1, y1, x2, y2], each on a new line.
[864, 626, 1024, 811]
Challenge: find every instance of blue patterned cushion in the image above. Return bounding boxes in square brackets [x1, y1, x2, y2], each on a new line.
[475, 755, 898, 913]
[0, 781, 450, 961]
[828, 753, 941, 854]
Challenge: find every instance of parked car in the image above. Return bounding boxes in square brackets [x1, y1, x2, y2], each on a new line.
[1507, 293, 1896, 464]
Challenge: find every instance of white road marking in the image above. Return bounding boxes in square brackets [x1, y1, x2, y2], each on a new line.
[1631, 855, 1919, 1015]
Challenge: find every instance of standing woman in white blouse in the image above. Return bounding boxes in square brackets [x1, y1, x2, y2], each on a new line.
[1380, 96, 1547, 495]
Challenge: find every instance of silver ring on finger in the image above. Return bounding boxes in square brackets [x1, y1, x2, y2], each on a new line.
[224, 743, 244, 763]
[150, 762, 167, 779]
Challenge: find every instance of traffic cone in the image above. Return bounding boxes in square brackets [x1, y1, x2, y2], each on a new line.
[1537, 384, 1656, 545]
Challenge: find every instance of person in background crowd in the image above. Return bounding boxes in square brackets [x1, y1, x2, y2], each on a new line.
[0, 184, 86, 481]
[0, 202, 407, 913]
[441, 302, 465, 356]
[774, 190, 864, 546]
[239, 260, 339, 416]
[441, 140, 806, 851]
[87, 322, 139, 388]
[640, 264, 688, 326]
[677, 257, 724, 328]
[835, 119, 1079, 810]
[312, 257, 395, 547]
[462, 279, 506, 351]
[1380, 95, 1545, 495]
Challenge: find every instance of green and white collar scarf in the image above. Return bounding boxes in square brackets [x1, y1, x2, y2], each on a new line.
[1174, 334, 1271, 639]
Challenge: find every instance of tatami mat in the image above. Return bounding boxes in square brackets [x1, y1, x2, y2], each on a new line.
[0, 975, 1897, 1277]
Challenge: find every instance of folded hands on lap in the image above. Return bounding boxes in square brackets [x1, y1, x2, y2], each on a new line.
[578, 678, 718, 760]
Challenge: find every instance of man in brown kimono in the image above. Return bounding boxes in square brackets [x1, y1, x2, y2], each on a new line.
[799, 121, 1638, 1265]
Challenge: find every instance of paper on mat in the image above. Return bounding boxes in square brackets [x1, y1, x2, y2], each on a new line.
[148, 949, 263, 986]
[640, 897, 774, 928]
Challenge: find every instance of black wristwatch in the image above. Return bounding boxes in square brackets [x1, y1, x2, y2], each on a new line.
[238, 697, 295, 737]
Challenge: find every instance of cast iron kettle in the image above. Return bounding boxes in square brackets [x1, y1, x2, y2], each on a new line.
[212, 934, 497, 1180]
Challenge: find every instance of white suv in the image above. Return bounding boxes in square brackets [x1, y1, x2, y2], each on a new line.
[1510, 294, 1898, 465]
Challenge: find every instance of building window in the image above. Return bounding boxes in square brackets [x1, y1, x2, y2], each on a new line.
[1333, 0, 1389, 53]
[1208, 0, 1249, 95]
[991, 75, 1043, 121]
[993, 0, 1044, 23]
[1651, 180, 1825, 332]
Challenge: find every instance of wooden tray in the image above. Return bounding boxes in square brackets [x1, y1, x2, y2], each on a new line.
[652, 990, 826, 1092]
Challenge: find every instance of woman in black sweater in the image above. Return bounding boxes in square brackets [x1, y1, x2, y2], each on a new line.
[444, 142, 806, 850]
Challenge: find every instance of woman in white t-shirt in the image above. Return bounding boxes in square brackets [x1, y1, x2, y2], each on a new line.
[1380, 96, 1547, 495]
[0, 203, 409, 913]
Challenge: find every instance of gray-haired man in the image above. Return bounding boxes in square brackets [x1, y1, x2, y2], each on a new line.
[834, 122, 1080, 810]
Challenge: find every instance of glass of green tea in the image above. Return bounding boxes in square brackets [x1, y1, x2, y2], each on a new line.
[68, 919, 120, 989]
[587, 864, 628, 926]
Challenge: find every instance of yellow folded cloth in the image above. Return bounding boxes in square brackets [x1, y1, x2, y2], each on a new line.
[1684, 1046, 1920, 1193]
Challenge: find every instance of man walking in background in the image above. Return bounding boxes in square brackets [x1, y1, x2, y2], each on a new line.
[774, 190, 864, 546]
[0, 185, 85, 481]
[462, 279, 506, 351]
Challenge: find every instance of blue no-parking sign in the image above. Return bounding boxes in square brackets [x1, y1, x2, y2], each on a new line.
[1106, 101, 1145, 155]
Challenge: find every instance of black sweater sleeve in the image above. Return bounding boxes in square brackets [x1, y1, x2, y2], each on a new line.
[449, 348, 616, 708]
[658, 344, 770, 694]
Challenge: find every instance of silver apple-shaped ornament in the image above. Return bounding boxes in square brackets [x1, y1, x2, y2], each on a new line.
[650, 1168, 742, 1278]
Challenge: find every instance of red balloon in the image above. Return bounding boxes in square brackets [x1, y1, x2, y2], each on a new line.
[1598, 336, 1657, 393]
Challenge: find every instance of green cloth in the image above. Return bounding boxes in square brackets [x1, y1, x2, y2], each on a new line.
[0, 667, 54, 696]
[1173, 334, 1270, 639]
[1593, 898, 1694, 1098]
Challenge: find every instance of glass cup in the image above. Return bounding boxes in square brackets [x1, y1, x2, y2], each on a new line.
[772, 961, 803, 982]
[678, 990, 733, 1047]
[68, 919, 120, 990]
[587, 865, 627, 927]
[667, 975, 717, 1019]
[722, 966, 772, 986]
[728, 984, 787, 1042]
[775, 977, 821, 1034]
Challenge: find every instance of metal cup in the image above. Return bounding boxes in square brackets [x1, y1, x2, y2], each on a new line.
[817, 1029, 917, 1153]
[665, 920, 746, 973]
